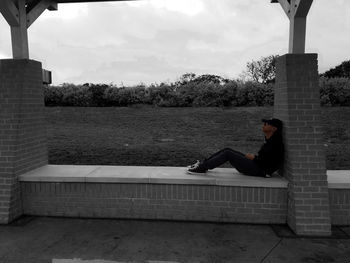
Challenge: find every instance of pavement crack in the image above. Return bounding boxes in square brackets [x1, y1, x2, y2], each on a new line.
[259, 238, 283, 263]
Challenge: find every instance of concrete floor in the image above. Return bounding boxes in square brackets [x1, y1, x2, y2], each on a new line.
[1, 217, 350, 263]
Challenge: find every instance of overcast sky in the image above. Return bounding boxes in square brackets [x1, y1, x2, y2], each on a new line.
[0, 0, 349, 85]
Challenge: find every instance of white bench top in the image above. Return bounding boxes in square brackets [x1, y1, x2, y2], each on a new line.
[327, 170, 350, 189]
[19, 165, 288, 188]
[18, 165, 350, 189]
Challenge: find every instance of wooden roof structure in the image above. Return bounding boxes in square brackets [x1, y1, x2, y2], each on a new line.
[0, 0, 313, 59]
[0, 0, 134, 59]
[271, 0, 313, 53]
[27, 0, 133, 5]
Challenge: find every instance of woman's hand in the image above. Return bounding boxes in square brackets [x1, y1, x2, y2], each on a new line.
[245, 153, 255, 160]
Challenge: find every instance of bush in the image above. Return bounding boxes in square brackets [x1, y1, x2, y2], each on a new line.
[219, 82, 239, 106]
[60, 84, 92, 106]
[192, 84, 219, 106]
[44, 83, 92, 106]
[44, 85, 64, 106]
[175, 80, 239, 107]
[320, 77, 350, 106]
[103, 86, 146, 106]
[44, 76, 349, 107]
[191, 83, 239, 107]
[146, 84, 181, 107]
[235, 82, 273, 106]
[87, 84, 109, 107]
[44, 81, 274, 107]
[175, 82, 199, 106]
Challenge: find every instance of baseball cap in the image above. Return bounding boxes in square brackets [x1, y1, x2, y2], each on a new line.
[262, 118, 283, 130]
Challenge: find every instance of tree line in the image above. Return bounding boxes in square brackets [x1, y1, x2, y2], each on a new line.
[44, 56, 350, 107]
[242, 55, 350, 83]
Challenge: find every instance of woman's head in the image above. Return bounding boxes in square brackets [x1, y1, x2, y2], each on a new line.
[262, 118, 283, 136]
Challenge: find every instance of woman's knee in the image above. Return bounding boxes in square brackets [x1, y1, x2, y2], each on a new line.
[222, 147, 234, 153]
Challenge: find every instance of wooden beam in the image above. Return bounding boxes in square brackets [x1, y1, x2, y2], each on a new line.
[27, 0, 57, 28]
[276, 0, 292, 18]
[11, 0, 29, 59]
[48, 2, 58, 11]
[0, 0, 20, 26]
[294, 0, 313, 17]
[271, 0, 313, 54]
[289, 16, 307, 53]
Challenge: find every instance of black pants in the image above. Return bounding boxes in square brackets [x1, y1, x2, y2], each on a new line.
[201, 148, 266, 177]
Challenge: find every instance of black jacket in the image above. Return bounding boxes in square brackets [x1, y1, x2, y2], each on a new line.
[254, 133, 284, 175]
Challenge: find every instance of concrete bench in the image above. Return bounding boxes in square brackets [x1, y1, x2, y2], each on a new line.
[18, 165, 350, 225]
[19, 165, 288, 224]
[327, 170, 350, 189]
[18, 165, 288, 187]
[327, 170, 350, 225]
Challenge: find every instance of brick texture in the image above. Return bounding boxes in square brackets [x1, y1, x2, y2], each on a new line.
[21, 182, 288, 224]
[329, 189, 350, 225]
[0, 59, 47, 224]
[274, 54, 331, 236]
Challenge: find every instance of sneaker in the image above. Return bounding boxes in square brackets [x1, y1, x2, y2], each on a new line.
[187, 160, 200, 169]
[187, 165, 207, 175]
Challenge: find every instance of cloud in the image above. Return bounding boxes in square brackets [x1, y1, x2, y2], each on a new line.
[0, 0, 349, 84]
[40, 3, 89, 20]
[307, 0, 350, 72]
[150, 0, 205, 16]
[0, 16, 11, 58]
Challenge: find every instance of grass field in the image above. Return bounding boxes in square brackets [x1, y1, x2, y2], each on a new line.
[46, 106, 350, 170]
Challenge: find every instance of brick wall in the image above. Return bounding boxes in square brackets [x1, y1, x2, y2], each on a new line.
[0, 59, 47, 224]
[329, 189, 350, 225]
[21, 182, 288, 224]
[274, 54, 331, 236]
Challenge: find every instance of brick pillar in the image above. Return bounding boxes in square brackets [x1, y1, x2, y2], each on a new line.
[274, 54, 331, 236]
[0, 59, 48, 224]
